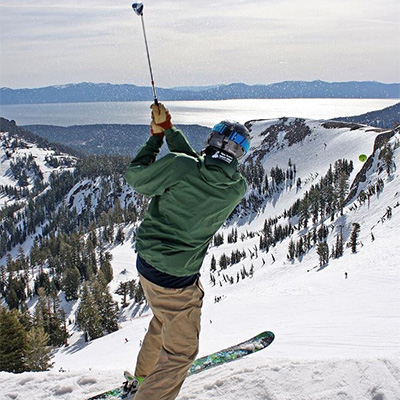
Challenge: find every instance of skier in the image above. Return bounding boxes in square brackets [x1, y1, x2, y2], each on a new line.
[124, 102, 250, 400]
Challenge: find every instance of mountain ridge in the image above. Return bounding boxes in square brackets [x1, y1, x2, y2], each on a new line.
[335, 101, 400, 129]
[1, 80, 399, 105]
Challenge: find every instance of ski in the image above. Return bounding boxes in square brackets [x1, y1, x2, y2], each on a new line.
[188, 330, 275, 375]
[87, 331, 274, 400]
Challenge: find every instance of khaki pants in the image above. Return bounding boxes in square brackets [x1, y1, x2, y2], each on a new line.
[134, 274, 204, 400]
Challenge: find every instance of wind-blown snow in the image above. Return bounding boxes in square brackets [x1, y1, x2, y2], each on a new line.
[1, 119, 400, 400]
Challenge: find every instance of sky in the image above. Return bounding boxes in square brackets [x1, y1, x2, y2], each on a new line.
[0, 0, 399, 89]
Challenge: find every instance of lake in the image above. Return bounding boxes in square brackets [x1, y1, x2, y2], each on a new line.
[1, 99, 398, 127]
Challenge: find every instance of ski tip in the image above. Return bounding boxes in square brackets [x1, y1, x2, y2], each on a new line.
[259, 331, 275, 345]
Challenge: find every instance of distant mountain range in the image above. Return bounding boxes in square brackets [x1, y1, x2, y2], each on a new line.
[335, 102, 400, 129]
[1, 80, 399, 105]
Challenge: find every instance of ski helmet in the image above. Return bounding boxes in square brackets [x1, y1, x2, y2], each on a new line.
[204, 120, 251, 160]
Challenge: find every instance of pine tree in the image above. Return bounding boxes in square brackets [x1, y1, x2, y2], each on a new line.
[317, 224, 328, 242]
[210, 255, 217, 272]
[316, 241, 329, 267]
[24, 326, 53, 371]
[34, 289, 68, 347]
[115, 226, 125, 244]
[16, 246, 28, 271]
[92, 281, 119, 335]
[0, 307, 26, 372]
[350, 223, 361, 253]
[134, 281, 145, 304]
[33, 270, 52, 296]
[76, 284, 103, 342]
[381, 143, 394, 175]
[299, 198, 310, 228]
[107, 212, 115, 242]
[128, 279, 136, 299]
[0, 265, 7, 296]
[213, 233, 224, 246]
[309, 188, 320, 224]
[337, 171, 349, 216]
[99, 251, 113, 284]
[287, 239, 296, 261]
[6, 272, 27, 310]
[249, 264, 254, 278]
[113, 199, 124, 224]
[62, 266, 81, 301]
[219, 254, 230, 270]
[116, 282, 129, 308]
[48, 295, 68, 347]
[227, 228, 238, 243]
[295, 236, 304, 258]
[5, 286, 19, 310]
[334, 231, 344, 258]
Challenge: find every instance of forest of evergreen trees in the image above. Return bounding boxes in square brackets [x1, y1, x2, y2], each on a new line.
[0, 132, 151, 372]
[238, 157, 298, 213]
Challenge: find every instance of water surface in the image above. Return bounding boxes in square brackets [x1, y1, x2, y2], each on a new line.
[1, 98, 398, 127]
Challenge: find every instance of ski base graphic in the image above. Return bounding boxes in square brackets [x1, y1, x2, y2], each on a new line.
[188, 330, 275, 375]
[87, 331, 275, 400]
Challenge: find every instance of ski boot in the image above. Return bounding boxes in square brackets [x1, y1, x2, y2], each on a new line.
[121, 371, 142, 399]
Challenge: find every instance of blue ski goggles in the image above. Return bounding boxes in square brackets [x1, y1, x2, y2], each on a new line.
[211, 123, 250, 154]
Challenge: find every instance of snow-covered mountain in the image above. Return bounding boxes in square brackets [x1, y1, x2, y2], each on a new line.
[335, 102, 400, 129]
[0, 130, 76, 208]
[1, 117, 399, 399]
[1, 80, 399, 105]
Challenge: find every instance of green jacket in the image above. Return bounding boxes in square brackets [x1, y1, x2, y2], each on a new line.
[124, 126, 247, 277]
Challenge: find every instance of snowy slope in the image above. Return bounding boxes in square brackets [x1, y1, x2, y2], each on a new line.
[1, 120, 400, 399]
[243, 118, 387, 222]
[0, 130, 77, 266]
[0, 130, 76, 207]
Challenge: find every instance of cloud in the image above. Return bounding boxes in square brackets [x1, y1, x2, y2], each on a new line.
[0, 0, 399, 88]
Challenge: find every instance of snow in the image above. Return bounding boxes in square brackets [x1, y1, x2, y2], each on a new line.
[0, 131, 76, 207]
[0, 131, 77, 266]
[2, 357, 399, 400]
[1, 120, 400, 399]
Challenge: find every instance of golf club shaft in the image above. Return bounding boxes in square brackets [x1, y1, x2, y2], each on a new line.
[140, 15, 158, 105]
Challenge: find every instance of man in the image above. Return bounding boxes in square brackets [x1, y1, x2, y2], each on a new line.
[124, 103, 250, 400]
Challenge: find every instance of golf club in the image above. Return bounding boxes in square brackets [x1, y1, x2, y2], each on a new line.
[132, 2, 158, 105]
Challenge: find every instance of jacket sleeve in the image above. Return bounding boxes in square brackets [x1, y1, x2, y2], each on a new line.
[124, 135, 184, 197]
[164, 126, 199, 158]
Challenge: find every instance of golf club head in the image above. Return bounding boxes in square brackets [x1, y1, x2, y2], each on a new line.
[132, 2, 144, 16]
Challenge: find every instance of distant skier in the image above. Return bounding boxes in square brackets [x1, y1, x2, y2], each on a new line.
[124, 103, 250, 400]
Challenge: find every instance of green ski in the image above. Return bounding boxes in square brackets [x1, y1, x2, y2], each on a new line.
[87, 331, 275, 400]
